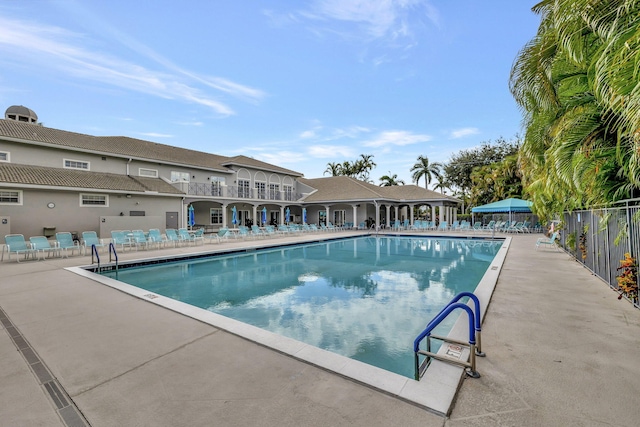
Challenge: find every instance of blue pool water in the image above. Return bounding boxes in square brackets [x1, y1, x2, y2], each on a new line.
[101, 236, 502, 378]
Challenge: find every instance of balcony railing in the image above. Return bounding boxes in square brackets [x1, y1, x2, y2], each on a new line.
[185, 182, 302, 201]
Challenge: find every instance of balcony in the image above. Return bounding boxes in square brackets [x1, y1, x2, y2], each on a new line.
[184, 182, 302, 201]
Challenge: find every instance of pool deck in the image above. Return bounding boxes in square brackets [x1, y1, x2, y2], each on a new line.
[2, 231, 640, 426]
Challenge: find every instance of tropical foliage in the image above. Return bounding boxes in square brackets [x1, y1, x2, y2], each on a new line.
[510, 0, 640, 220]
[379, 173, 405, 186]
[442, 137, 521, 210]
[410, 155, 442, 190]
[324, 154, 377, 182]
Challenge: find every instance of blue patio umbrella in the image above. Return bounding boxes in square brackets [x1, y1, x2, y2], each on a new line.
[231, 206, 238, 227]
[261, 207, 267, 225]
[285, 207, 290, 224]
[188, 204, 195, 228]
[302, 208, 307, 224]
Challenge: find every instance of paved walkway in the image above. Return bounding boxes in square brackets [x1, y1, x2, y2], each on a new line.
[1, 232, 639, 426]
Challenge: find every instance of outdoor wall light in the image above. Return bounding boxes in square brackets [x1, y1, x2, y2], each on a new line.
[126, 194, 132, 198]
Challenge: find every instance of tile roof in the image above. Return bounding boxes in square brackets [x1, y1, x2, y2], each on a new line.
[298, 176, 460, 203]
[0, 119, 302, 176]
[0, 163, 184, 195]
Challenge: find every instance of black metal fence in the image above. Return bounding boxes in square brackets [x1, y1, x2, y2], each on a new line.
[559, 204, 640, 308]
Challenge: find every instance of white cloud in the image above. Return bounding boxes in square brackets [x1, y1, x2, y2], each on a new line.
[449, 127, 480, 139]
[308, 145, 356, 158]
[362, 130, 431, 147]
[0, 16, 264, 116]
[257, 151, 309, 165]
[138, 132, 173, 138]
[302, 0, 439, 42]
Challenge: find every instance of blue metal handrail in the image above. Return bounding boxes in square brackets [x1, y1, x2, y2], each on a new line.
[108, 243, 118, 274]
[413, 292, 485, 380]
[91, 244, 100, 268]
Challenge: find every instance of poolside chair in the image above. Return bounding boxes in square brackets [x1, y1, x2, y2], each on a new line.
[264, 225, 278, 237]
[208, 228, 230, 243]
[131, 230, 152, 250]
[165, 229, 181, 247]
[2, 234, 36, 262]
[111, 230, 134, 251]
[482, 221, 495, 231]
[235, 226, 251, 239]
[82, 231, 105, 255]
[277, 224, 290, 234]
[251, 225, 266, 238]
[178, 228, 203, 246]
[536, 232, 560, 251]
[148, 229, 168, 248]
[55, 232, 81, 258]
[471, 222, 483, 232]
[438, 221, 448, 231]
[30, 236, 59, 260]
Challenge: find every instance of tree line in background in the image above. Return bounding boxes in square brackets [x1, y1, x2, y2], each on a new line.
[325, 2, 640, 221]
[323, 136, 521, 215]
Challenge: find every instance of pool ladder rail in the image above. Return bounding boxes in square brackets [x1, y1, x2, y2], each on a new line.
[91, 243, 118, 273]
[413, 292, 485, 381]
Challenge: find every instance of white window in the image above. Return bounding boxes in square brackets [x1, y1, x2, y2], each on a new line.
[238, 179, 250, 198]
[0, 190, 22, 205]
[64, 159, 90, 170]
[171, 171, 190, 182]
[255, 181, 266, 199]
[269, 183, 279, 199]
[210, 208, 222, 225]
[0, 151, 9, 162]
[284, 185, 293, 201]
[211, 177, 225, 196]
[139, 168, 158, 178]
[80, 193, 108, 207]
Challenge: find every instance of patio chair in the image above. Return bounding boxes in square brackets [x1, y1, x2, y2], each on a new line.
[131, 230, 152, 250]
[536, 232, 559, 251]
[55, 232, 81, 257]
[178, 228, 203, 245]
[264, 225, 278, 236]
[111, 230, 135, 251]
[438, 221, 448, 231]
[309, 224, 320, 232]
[148, 229, 168, 248]
[165, 229, 181, 247]
[251, 225, 266, 238]
[208, 228, 230, 243]
[82, 231, 105, 255]
[2, 234, 36, 262]
[277, 224, 290, 234]
[30, 236, 59, 260]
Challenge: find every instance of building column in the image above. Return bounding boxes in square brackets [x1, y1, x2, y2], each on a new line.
[222, 203, 228, 228]
[325, 205, 331, 225]
[431, 205, 436, 224]
[386, 205, 391, 228]
[352, 204, 358, 228]
[409, 204, 415, 226]
[280, 206, 285, 225]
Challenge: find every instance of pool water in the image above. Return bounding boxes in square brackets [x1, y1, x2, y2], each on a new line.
[101, 236, 502, 378]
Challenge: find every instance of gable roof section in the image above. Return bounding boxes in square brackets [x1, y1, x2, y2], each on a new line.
[0, 162, 184, 195]
[0, 119, 302, 176]
[222, 155, 303, 177]
[298, 176, 460, 203]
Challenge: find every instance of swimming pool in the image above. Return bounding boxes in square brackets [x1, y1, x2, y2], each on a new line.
[99, 235, 503, 378]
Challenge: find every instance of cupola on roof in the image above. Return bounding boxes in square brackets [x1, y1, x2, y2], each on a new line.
[5, 105, 38, 124]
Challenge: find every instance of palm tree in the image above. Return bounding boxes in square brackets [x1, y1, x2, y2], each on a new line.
[510, 0, 640, 218]
[379, 173, 405, 187]
[410, 155, 442, 189]
[324, 162, 342, 176]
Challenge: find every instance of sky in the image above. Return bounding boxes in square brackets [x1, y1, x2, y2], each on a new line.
[0, 0, 541, 187]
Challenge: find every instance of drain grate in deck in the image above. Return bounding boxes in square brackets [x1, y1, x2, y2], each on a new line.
[0, 306, 90, 427]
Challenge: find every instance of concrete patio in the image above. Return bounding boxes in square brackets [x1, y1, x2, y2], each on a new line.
[1, 231, 639, 426]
